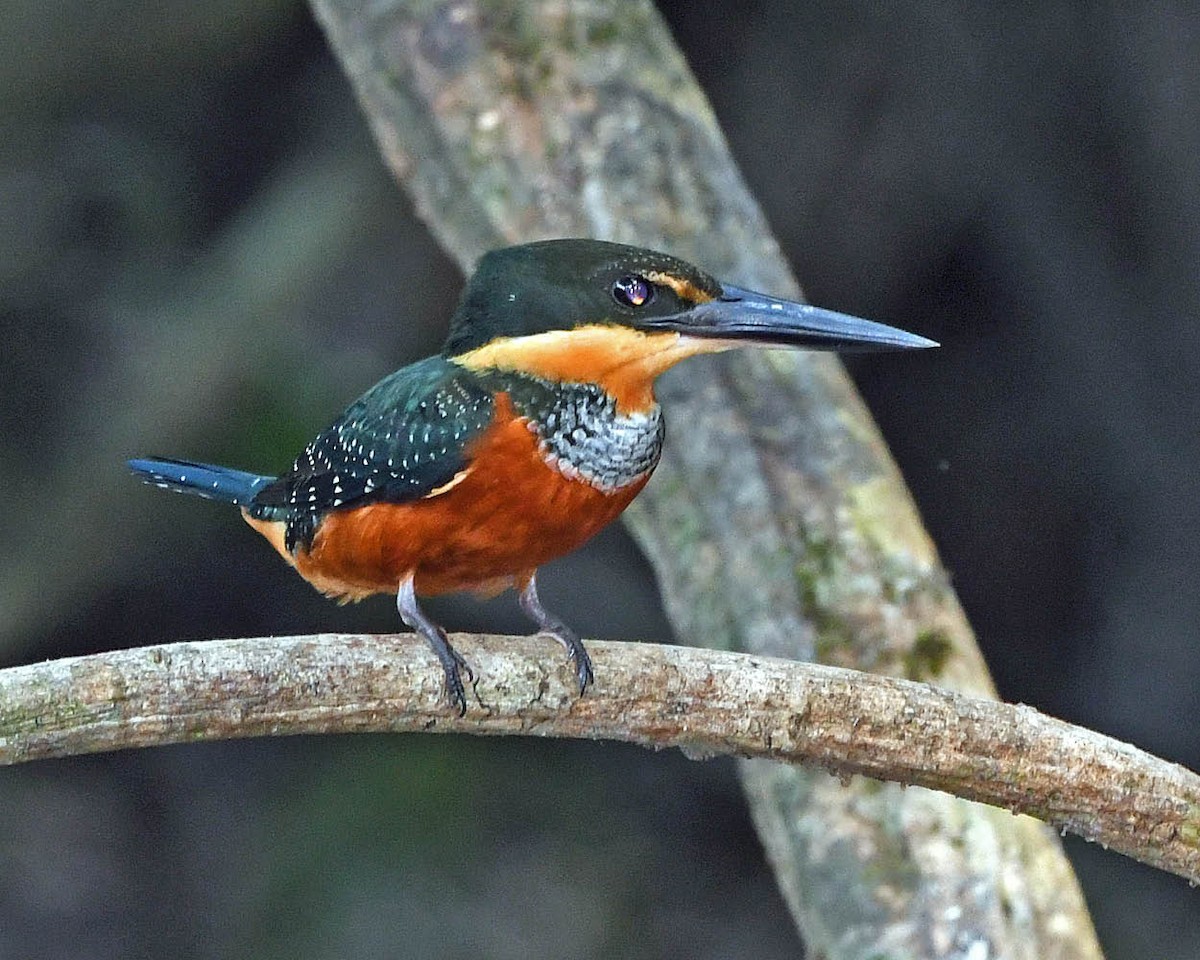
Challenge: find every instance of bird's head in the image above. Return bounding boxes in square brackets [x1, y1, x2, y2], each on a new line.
[445, 239, 935, 410]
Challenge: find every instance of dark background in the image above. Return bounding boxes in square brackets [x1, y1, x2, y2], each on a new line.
[2, 2, 1198, 957]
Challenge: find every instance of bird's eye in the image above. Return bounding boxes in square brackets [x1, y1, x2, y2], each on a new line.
[612, 275, 654, 308]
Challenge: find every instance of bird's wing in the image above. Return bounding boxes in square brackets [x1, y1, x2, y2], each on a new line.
[249, 356, 497, 515]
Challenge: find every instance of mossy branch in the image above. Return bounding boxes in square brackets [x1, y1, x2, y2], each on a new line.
[3, 633, 1197, 885]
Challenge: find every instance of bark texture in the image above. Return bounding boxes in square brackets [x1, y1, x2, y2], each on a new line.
[304, 1, 1106, 956]
[3, 634, 1198, 889]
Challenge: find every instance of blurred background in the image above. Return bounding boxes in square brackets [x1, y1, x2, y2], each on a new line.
[2, 1, 1198, 957]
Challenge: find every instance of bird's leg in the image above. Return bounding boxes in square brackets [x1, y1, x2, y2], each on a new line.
[397, 575, 473, 716]
[517, 572, 594, 694]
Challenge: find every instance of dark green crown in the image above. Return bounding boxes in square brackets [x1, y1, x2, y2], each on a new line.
[442, 239, 722, 355]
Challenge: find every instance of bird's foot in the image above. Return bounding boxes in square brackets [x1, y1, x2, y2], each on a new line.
[397, 575, 474, 716]
[517, 574, 594, 695]
[556, 628, 595, 695]
[434, 634, 475, 717]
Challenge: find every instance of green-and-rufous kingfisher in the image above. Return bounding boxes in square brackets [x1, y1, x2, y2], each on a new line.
[130, 239, 935, 714]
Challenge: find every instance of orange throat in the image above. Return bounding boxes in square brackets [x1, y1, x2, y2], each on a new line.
[452, 325, 729, 413]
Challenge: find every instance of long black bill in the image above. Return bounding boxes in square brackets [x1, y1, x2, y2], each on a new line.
[643, 283, 938, 352]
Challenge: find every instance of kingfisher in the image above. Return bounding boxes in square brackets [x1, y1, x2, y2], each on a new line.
[129, 239, 934, 714]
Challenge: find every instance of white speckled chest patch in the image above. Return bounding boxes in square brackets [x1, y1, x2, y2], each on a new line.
[517, 383, 664, 493]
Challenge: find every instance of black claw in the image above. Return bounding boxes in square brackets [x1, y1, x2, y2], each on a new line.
[555, 628, 594, 694]
[441, 658, 468, 717]
[570, 642, 595, 695]
[434, 632, 474, 716]
[446, 640, 475, 684]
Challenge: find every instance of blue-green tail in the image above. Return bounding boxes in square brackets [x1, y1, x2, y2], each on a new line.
[127, 457, 275, 507]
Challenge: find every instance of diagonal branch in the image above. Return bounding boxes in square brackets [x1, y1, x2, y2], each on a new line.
[2, 633, 1197, 885]
[306, 2, 1106, 956]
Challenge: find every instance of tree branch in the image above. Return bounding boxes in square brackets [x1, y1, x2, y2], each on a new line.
[3, 634, 1197, 885]
[306, 1, 1106, 956]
